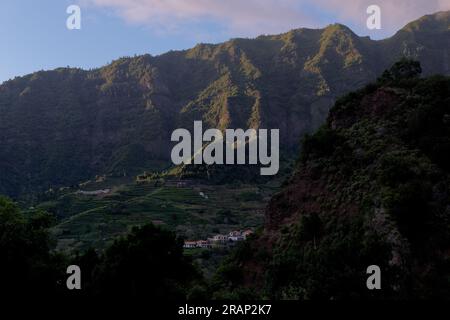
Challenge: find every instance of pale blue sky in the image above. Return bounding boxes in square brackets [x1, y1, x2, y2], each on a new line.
[1, 0, 447, 83]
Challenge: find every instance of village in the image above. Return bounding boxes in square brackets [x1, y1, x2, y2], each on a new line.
[183, 229, 253, 249]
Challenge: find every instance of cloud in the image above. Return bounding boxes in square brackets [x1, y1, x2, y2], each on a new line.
[83, 0, 317, 36]
[83, 0, 450, 38]
[314, 0, 450, 36]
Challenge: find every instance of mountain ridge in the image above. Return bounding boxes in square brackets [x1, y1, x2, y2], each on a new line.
[1, 11, 449, 198]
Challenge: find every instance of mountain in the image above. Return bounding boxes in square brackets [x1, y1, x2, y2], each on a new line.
[1, 11, 449, 197]
[212, 61, 450, 299]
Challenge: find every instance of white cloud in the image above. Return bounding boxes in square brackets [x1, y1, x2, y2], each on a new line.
[83, 0, 450, 37]
[314, 0, 450, 36]
[83, 0, 317, 36]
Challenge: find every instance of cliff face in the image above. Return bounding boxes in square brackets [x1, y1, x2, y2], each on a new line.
[1, 12, 449, 197]
[213, 63, 450, 299]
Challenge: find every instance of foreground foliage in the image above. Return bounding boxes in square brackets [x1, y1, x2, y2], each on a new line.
[0, 196, 202, 298]
[213, 61, 450, 299]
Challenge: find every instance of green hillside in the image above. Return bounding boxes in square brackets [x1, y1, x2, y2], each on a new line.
[212, 60, 450, 299]
[1, 12, 449, 198]
[33, 176, 281, 253]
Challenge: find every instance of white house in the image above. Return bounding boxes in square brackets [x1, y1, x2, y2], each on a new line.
[228, 231, 245, 242]
[196, 240, 212, 248]
[183, 241, 197, 249]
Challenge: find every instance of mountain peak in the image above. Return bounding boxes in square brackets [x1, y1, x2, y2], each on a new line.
[400, 10, 450, 33]
[325, 23, 353, 31]
[320, 23, 359, 43]
[322, 23, 356, 36]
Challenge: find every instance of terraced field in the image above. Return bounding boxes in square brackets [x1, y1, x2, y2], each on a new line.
[39, 178, 281, 253]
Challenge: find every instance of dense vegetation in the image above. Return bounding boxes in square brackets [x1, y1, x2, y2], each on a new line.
[0, 11, 449, 300]
[0, 196, 201, 298]
[1, 12, 449, 198]
[1, 59, 449, 299]
[0, 196, 65, 296]
[44, 179, 276, 253]
[212, 60, 450, 299]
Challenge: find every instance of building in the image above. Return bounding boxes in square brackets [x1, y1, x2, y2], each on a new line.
[196, 240, 212, 249]
[228, 231, 245, 242]
[183, 241, 197, 249]
[208, 234, 228, 248]
[183, 240, 212, 249]
[211, 234, 228, 242]
[184, 229, 254, 250]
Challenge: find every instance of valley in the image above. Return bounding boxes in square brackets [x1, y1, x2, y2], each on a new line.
[33, 173, 282, 253]
[0, 10, 449, 299]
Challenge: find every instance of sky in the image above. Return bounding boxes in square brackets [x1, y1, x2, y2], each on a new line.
[1, 0, 449, 83]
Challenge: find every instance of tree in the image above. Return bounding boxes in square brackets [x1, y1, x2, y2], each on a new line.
[0, 196, 66, 296]
[1, 195, 202, 298]
[85, 224, 200, 298]
[379, 58, 422, 82]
